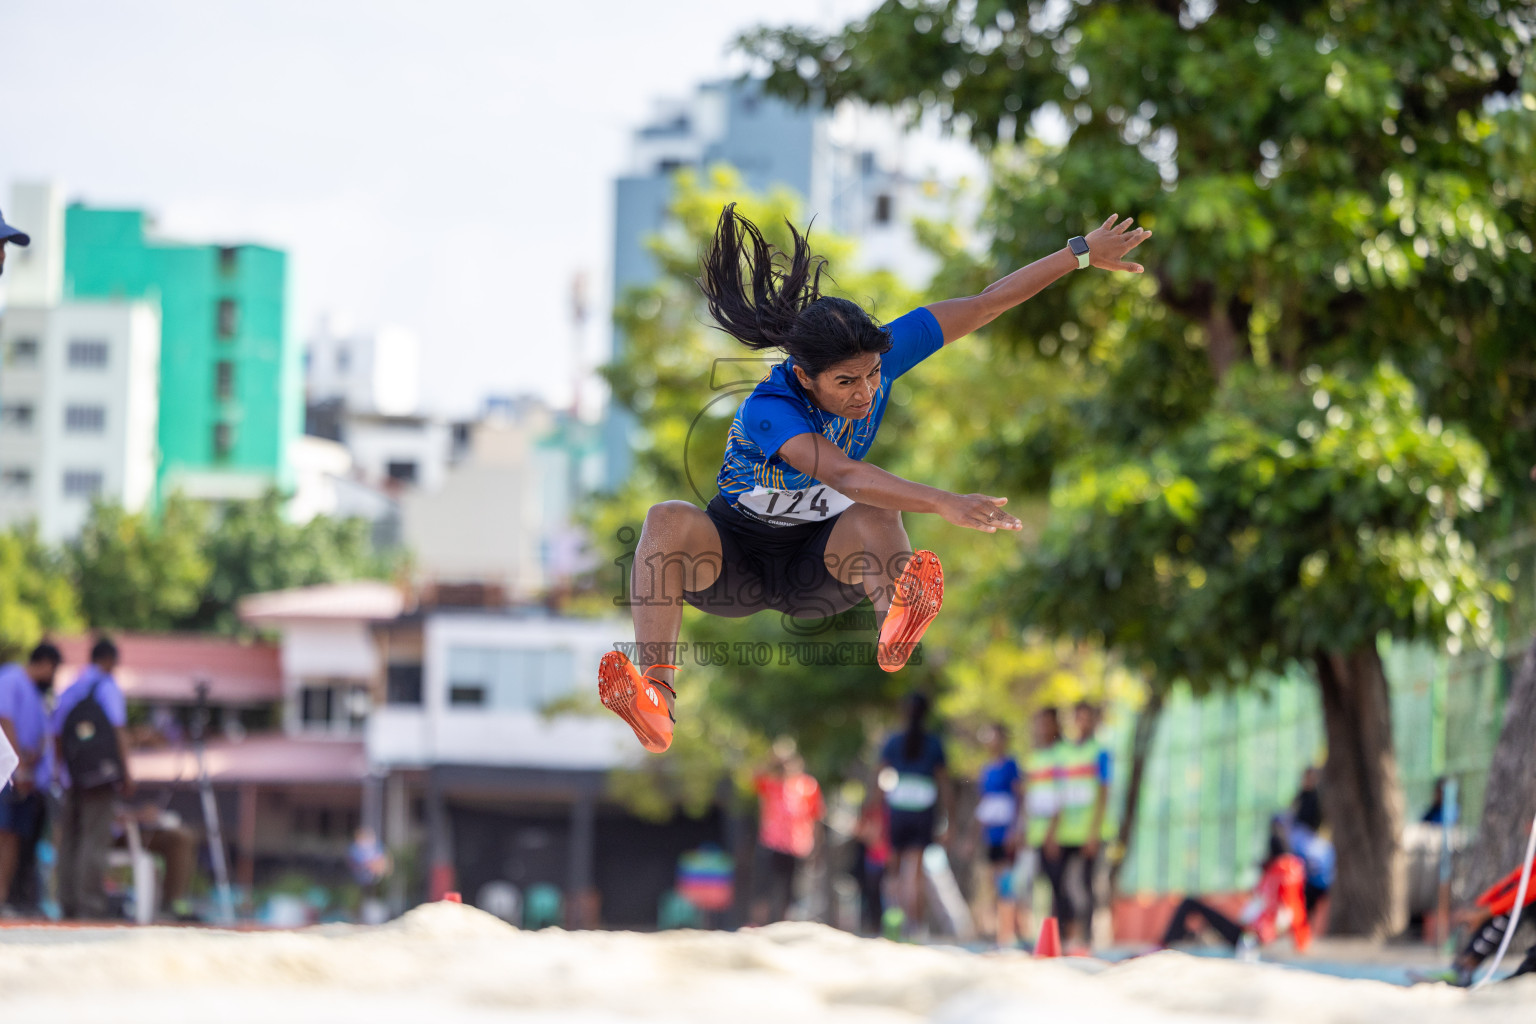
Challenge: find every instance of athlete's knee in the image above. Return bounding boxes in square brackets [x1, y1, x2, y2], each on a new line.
[641, 500, 706, 546]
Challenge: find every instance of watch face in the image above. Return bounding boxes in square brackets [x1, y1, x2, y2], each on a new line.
[1069, 236, 1089, 256]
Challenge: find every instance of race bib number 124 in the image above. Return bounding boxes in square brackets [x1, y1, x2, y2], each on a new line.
[737, 484, 855, 525]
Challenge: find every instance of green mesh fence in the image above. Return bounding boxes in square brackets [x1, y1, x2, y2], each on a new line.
[1111, 637, 1513, 897]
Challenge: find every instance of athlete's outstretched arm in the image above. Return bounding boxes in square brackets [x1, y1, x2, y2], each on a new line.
[925, 214, 1152, 345]
[778, 433, 1023, 534]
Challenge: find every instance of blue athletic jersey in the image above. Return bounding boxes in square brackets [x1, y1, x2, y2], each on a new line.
[976, 756, 1022, 846]
[715, 307, 943, 527]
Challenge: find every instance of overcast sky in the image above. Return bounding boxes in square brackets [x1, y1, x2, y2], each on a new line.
[0, 0, 881, 416]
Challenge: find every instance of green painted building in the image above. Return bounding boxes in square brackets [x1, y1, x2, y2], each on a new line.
[62, 205, 300, 500]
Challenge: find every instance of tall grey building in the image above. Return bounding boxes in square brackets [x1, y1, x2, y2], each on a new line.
[605, 78, 979, 490]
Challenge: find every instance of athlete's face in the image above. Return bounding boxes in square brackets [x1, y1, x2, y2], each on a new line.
[796, 353, 881, 419]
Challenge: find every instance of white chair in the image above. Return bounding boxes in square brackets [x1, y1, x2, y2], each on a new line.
[106, 818, 157, 925]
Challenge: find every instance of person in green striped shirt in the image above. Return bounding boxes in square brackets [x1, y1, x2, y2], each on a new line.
[1011, 707, 1063, 946]
[1043, 701, 1112, 949]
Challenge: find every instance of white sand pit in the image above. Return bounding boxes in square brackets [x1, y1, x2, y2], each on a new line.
[0, 902, 1530, 1023]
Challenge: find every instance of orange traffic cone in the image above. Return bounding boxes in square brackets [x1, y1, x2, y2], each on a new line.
[443, 891, 462, 904]
[1035, 916, 1062, 958]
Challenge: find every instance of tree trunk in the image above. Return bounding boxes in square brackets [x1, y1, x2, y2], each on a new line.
[1109, 688, 1165, 900]
[1314, 646, 1407, 938]
[1465, 634, 1536, 896]
[1205, 303, 1242, 381]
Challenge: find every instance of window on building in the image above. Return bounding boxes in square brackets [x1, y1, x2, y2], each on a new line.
[6, 338, 38, 367]
[335, 346, 351, 373]
[1, 404, 34, 431]
[63, 470, 103, 498]
[217, 298, 239, 339]
[386, 663, 424, 705]
[448, 684, 486, 707]
[300, 685, 334, 727]
[299, 682, 368, 733]
[1, 467, 31, 495]
[67, 340, 109, 369]
[873, 194, 894, 225]
[385, 460, 418, 485]
[218, 246, 239, 276]
[445, 646, 578, 712]
[213, 421, 234, 459]
[64, 405, 106, 433]
[215, 360, 235, 400]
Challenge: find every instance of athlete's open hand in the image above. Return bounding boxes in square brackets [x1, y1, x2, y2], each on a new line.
[1086, 214, 1152, 273]
[940, 493, 1023, 534]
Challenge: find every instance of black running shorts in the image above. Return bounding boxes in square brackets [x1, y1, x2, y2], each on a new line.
[682, 494, 867, 619]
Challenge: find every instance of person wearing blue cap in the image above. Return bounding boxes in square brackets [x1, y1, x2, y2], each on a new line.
[0, 206, 31, 276]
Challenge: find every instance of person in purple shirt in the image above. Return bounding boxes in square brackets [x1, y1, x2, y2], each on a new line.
[51, 637, 134, 919]
[0, 642, 61, 912]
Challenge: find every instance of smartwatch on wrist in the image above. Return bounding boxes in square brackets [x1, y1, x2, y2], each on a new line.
[1068, 235, 1090, 270]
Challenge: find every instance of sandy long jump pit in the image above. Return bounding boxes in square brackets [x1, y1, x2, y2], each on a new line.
[0, 903, 1530, 1023]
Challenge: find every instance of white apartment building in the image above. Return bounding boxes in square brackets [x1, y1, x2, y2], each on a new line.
[342, 412, 454, 494]
[0, 187, 162, 542]
[400, 402, 556, 601]
[369, 612, 632, 772]
[306, 316, 420, 418]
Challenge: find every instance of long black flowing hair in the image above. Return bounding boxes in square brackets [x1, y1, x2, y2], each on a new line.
[697, 203, 892, 378]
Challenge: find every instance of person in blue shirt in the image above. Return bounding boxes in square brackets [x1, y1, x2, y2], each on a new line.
[966, 722, 1023, 946]
[51, 637, 134, 920]
[600, 204, 1152, 753]
[0, 642, 61, 912]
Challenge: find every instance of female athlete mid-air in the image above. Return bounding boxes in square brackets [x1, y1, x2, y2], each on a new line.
[601, 205, 1151, 752]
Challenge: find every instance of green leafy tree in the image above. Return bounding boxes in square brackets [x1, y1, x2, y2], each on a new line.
[0, 525, 82, 661]
[595, 166, 1139, 830]
[178, 489, 395, 635]
[69, 495, 211, 631]
[743, 1, 1535, 935]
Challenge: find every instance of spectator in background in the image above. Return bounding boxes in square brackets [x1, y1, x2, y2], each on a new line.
[1015, 706, 1064, 944]
[965, 722, 1022, 947]
[1421, 776, 1449, 824]
[52, 637, 134, 919]
[751, 743, 824, 925]
[851, 794, 889, 935]
[0, 643, 62, 914]
[1292, 765, 1323, 832]
[1284, 765, 1333, 916]
[878, 692, 952, 939]
[348, 826, 393, 901]
[121, 801, 201, 920]
[1045, 701, 1111, 949]
[1159, 821, 1311, 954]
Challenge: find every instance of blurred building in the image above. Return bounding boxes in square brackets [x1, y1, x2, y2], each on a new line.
[62, 197, 301, 502]
[0, 185, 163, 540]
[392, 397, 599, 603]
[239, 582, 721, 928]
[287, 434, 400, 544]
[305, 316, 420, 421]
[49, 632, 371, 907]
[606, 78, 983, 489]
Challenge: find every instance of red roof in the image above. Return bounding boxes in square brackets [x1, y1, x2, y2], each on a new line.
[53, 634, 282, 704]
[131, 735, 368, 786]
